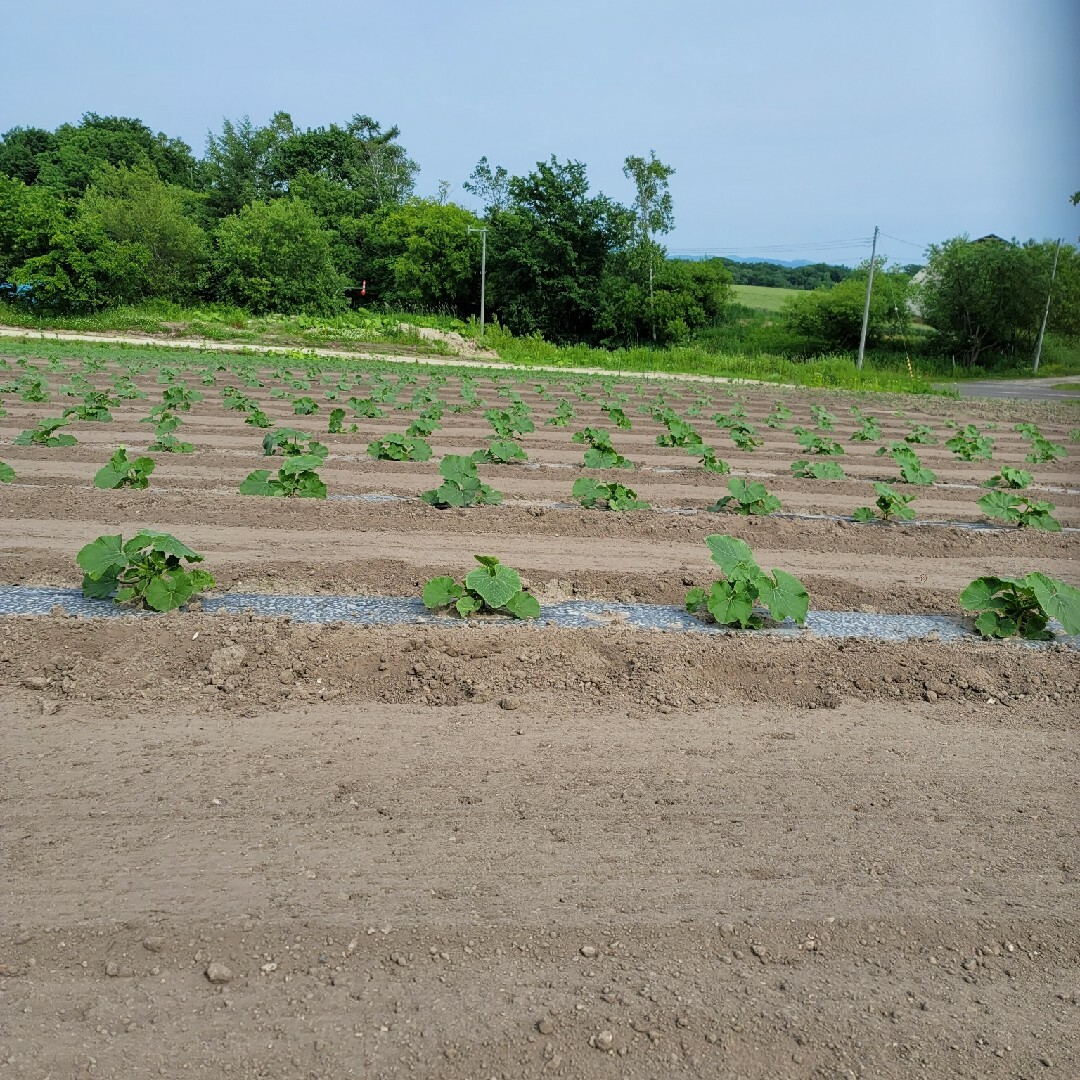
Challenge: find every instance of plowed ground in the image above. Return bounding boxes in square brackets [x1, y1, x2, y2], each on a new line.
[1, 352, 1078, 1080]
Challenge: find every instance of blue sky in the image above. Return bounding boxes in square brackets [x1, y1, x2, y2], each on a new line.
[3, 0, 1077, 266]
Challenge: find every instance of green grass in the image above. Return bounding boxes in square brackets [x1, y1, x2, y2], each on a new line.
[731, 284, 800, 312]
[0, 300, 461, 357]
[1050, 382, 1080, 393]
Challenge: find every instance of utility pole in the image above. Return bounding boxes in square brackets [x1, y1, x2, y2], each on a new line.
[856, 226, 879, 372]
[468, 226, 487, 340]
[1033, 238, 1062, 374]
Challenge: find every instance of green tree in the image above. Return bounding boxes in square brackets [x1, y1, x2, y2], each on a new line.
[79, 164, 209, 301]
[918, 236, 1078, 366]
[783, 260, 911, 352]
[0, 127, 59, 185]
[203, 113, 295, 218]
[32, 114, 198, 197]
[463, 156, 510, 213]
[359, 199, 481, 312]
[0, 176, 66, 281]
[623, 152, 675, 341]
[486, 157, 633, 343]
[213, 198, 345, 315]
[598, 257, 732, 346]
[269, 115, 417, 214]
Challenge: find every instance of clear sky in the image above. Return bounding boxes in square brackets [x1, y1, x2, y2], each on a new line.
[3, 0, 1078, 266]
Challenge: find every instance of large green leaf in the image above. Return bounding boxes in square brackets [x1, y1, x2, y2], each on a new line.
[705, 580, 755, 628]
[81, 572, 118, 599]
[239, 470, 278, 496]
[465, 562, 522, 609]
[0, 461, 14, 483]
[978, 491, 1020, 522]
[439, 455, 478, 483]
[127, 530, 203, 562]
[144, 568, 196, 612]
[279, 454, 325, 476]
[77, 534, 127, 578]
[503, 591, 541, 620]
[1027, 573, 1080, 635]
[93, 464, 124, 489]
[759, 569, 809, 625]
[422, 576, 462, 609]
[703, 534, 757, 578]
[959, 577, 1008, 612]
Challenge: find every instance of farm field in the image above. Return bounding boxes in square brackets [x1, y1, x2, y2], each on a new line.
[731, 283, 801, 311]
[1, 342, 1079, 1080]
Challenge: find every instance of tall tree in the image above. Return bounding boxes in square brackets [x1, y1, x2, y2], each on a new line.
[463, 156, 510, 214]
[486, 157, 633, 344]
[622, 152, 675, 341]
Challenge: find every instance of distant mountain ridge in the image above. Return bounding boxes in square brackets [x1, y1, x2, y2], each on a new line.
[678, 254, 815, 267]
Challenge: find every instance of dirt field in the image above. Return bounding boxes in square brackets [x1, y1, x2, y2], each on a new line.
[1, 349, 1078, 1079]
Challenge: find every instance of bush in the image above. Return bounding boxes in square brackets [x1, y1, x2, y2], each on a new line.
[213, 198, 345, 315]
[782, 263, 910, 352]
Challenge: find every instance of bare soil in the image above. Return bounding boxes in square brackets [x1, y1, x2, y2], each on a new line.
[1, 354, 1078, 1079]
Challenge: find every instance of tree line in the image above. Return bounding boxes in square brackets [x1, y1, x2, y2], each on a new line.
[0, 113, 728, 348]
[0, 112, 1076, 366]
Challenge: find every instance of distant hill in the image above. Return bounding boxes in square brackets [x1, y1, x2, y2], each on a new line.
[669, 256, 852, 291]
[725, 256, 815, 268]
[677, 254, 816, 268]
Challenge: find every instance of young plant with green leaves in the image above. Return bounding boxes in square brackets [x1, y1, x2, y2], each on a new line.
[982, 466, 1032, 490]
[977, 492, 1060, 531]
[65, 391, 116, 422]
[14, 417, 78, 447]
[547, 400, 575, 426]
[849, 408, 882, 442]
[292, 395, 319, 415]
[904, 424, 937, 445]
[852, 483, 916, 522]
[791, 459, 847, 480]
[572, 427, 632, 469]
[764, 402, 791, 429]
[809, 404, 836, 430]
[793, 427, 844, 456]
[960, 573, 1080, 640]
[240, 455, 328, 498]
[685, 534, 808, 629]
[699, 447, 730, 474]
[162, 384, 202, 412]
[714, 413, 762, 451]
[0, 461, 14, 483]
[709, 476, 781, 516]
[422, 555, 540, 620]
[244, 408, 273, 428]
[945, 424, 994, 461]
[367, 434, 433, 462]
[347, 396, 385, 418]
[601, 403, 632, 429]
[877, 443, 936, 485]
[147, 416, 194, 454]
[77, 530, 216, 612]
[1025, 435, 1067, 464]
[572, 477, 649, 511]
[93, 447, 155, 490]
[262, 428, 328, 461]
[329, 408, 358, 434]
[471, 439, 527, 464]
[485, 406, 535, 439]
[656, 417, 704, 450]
[421, 455, 503, 508]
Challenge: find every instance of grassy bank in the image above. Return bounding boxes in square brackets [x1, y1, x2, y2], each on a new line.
[7, 298, 1077, 394]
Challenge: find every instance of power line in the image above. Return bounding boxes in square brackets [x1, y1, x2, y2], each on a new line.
[878, 231, 928, 250]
